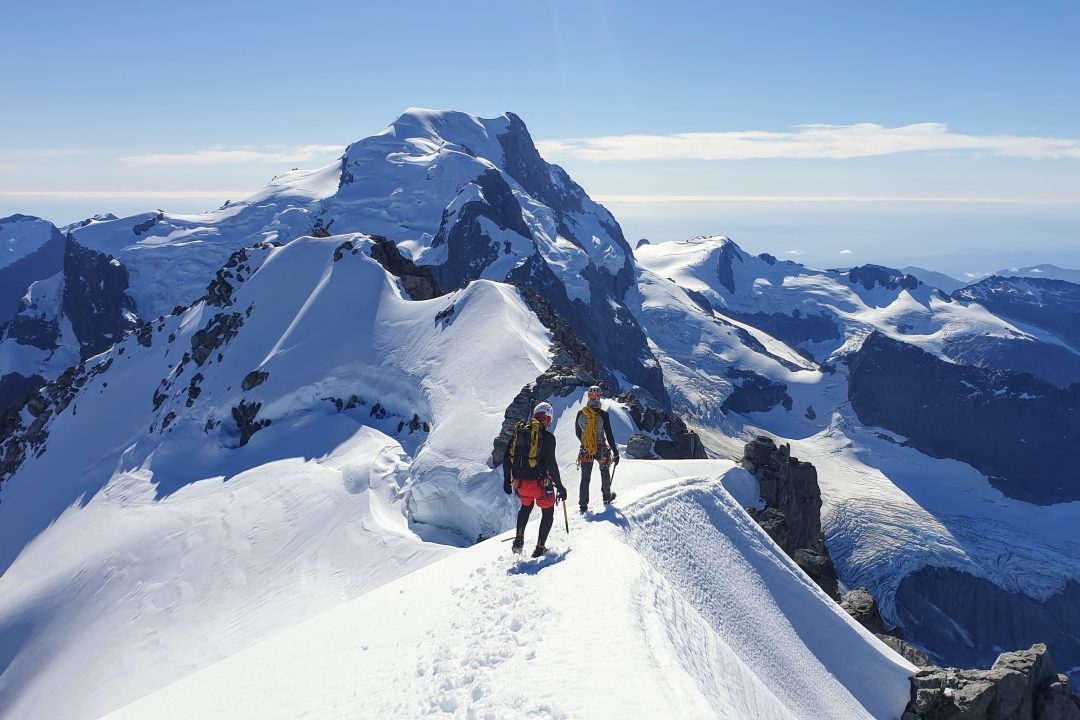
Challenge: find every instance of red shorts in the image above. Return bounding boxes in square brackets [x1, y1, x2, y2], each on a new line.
[515, 478, 556, 509]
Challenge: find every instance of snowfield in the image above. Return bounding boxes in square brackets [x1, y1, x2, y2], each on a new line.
[103, 462, 914, 720]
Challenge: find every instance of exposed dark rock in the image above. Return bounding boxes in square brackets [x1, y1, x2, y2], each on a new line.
[431, 169, 529, 291]
[5, 313, 61, 350]
[366, 235, 441, 300]
[842, 587, 886, 634]
[742, 436, 839, 599]
[904, 644, 1080, 720]
[498, 112, 585, 219]
[311, 217, 333, 238]
[1, 349, 120, 492]
[131, 212, 163, 236]
[62, 235, 138, 358]
[337, 155, 354, 188]
[683, 288, 713, 315]
[848, 264, 920, 292]
[203, 242, 279, 308]
[0, 373, 46, 414]
[231, 400, 270, 446]
[877, 634, 932, 668]
[491, 112, 666, 403]
[848, 331, 1080, 504]
[896, 566, 1080, 676]
[722, 367, 793, 415]
[615, 393, 706, 460]
[136, 323, 152, 348]
[241, 370, 269, 391]
[626, 432, 655, 458]
[715, 240, 740, 293]
[190, 312, 244, 366]
[185, 373, 204, 407]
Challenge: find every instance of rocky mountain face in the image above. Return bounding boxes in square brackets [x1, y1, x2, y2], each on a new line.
[848, 331, 1080, 504]
[0, 229, 138, 411]
[741, 436, 838, 599]
[954, 276, 1080, 352]
[328, 109, 666, 404]
[0, 215, 66, 322]
[896, 567, 1080, 675]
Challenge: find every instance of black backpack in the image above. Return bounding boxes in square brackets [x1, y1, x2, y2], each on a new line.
[508, 418, 544, 480]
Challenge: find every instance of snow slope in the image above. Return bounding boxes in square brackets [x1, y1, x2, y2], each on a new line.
[0, 215, 55, 271]
[0, 234, 553, 720]
[105, 462, 914, 720]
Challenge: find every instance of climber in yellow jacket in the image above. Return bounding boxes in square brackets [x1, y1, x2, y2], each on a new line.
[575, 385, 620, 513]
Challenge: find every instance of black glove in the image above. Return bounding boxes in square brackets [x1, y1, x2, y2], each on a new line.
[613, 453, 620, 466]
[556, 484, 567, 501]
[504, 479, 513, 495]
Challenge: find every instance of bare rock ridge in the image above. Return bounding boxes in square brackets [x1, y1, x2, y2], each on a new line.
[740, 436, 839, 599]
[903, 643, 1080, 720]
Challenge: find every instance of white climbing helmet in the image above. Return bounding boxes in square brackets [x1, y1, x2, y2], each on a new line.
[532, 401, 554, 421]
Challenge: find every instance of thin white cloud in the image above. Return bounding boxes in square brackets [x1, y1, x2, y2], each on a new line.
[786, 250, 803, 256]
[839, 249, 854, 254]
[119, 145, 343, 166]
[12, 148, 98, 158]
[593, 194, 1080, 205]
[539, 123, 1080, 161]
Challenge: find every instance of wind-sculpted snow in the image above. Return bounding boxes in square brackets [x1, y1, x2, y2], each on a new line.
[102, 462, 913, 720]
[0, 233, 555, 719]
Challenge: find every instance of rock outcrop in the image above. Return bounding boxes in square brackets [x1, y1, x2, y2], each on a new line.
[366, 235, 440, 300]
[741, 436, 839, 599]
[903, 644, 1080, 720]
[841, 586, 932, 667]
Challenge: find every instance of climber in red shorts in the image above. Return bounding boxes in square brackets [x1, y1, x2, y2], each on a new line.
[502, 401, 567, 557]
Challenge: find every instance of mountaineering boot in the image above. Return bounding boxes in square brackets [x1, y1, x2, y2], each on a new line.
[579, 505, 588, 515]
[531, 544, 546, 558]
[603, 492, 617, 505]
[511, 535, 525, 554]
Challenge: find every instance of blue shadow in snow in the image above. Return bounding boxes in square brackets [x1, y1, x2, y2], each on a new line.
[506, 548, 571, 575]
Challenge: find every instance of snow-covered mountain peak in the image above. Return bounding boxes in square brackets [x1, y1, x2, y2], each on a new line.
[0, 214, 60, 271]
[368, 107, 512, 164]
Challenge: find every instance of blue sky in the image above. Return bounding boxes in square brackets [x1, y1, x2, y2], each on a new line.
[2, 0, 1078, 276]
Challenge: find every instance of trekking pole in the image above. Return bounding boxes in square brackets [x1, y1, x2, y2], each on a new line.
[562, 497, 570, 535]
